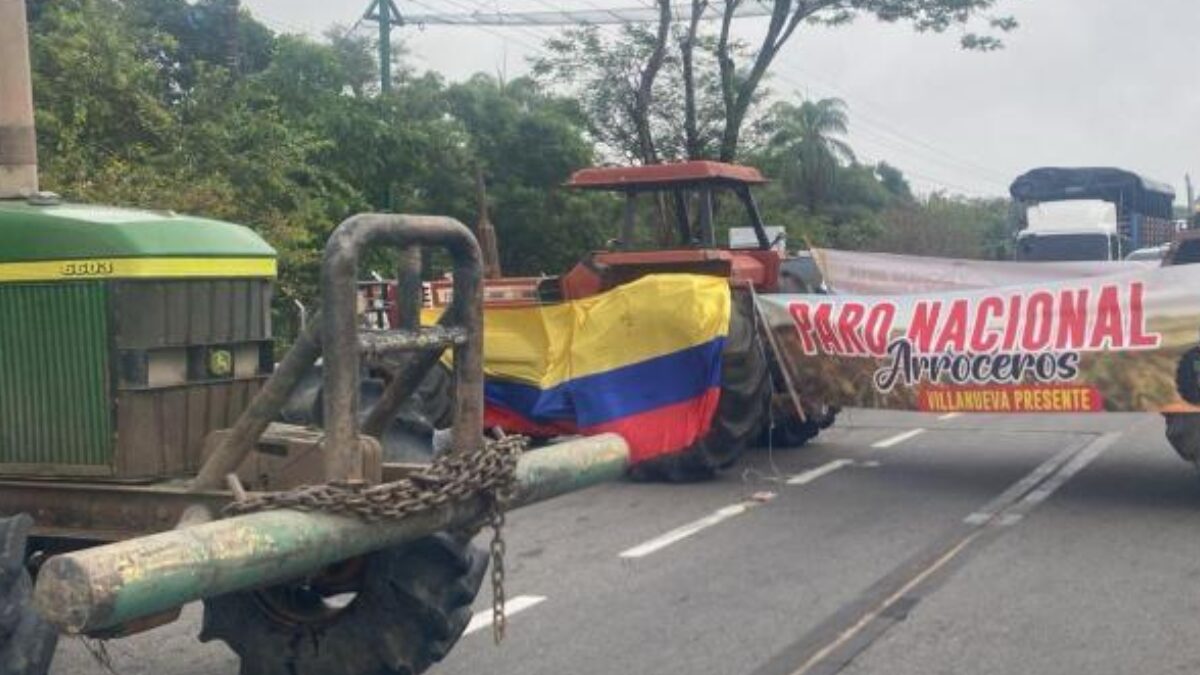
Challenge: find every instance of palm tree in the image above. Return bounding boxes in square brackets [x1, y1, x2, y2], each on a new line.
[764, 98, 855, 213]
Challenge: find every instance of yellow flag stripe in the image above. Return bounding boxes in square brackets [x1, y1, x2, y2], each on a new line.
[425, 274, 731, 388]
[0, 257, 277, 282]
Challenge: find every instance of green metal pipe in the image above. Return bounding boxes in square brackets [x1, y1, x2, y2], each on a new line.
[32, 433, 629, 635]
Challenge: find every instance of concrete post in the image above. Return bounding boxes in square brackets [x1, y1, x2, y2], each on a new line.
[0, 0, 38, 198]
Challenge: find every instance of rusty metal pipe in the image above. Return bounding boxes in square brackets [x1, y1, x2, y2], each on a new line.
[190, 320, 322, 491]
[33, 434, 630, 635]
[396, 245, 423, 331]
[322, 214, 483, 477]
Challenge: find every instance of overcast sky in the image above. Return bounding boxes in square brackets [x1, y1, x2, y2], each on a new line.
[241, 0, 1200, 202]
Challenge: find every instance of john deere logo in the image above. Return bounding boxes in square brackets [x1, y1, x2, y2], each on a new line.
[208, 349, 233, 378]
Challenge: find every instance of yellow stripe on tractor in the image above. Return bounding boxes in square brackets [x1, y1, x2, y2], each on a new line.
[0, 257, 277, 282]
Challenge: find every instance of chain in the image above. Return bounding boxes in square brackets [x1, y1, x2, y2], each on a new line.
[488, 497, 507, 644]
[224, 434, 527, 643]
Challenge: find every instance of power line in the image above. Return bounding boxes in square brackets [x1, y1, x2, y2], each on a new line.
[398, 0, 770, 26]
[337, 1, 1005, 195]
[774, 68, 1016, 184]
[405, 0, 554, 54]
[768, 70, 1010, 194]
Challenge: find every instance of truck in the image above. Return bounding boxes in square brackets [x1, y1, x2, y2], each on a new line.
[1009, 167, 1178, 261]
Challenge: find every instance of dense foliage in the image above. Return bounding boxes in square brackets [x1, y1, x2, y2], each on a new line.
[25, 0, 1013, 338]
[27, 0, 614, 313]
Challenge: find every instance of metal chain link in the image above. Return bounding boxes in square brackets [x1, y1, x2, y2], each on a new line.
[224, 434, 527, 643]
[488, 498, 507, 644]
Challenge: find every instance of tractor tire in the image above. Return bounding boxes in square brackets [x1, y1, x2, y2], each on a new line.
[630, 289, 771, 482]
[1164, 413, 1200, 464]
[763, 405, 840, 448]
[200, 532, 486, 675]
[1175, 346, 1200, 405]
[0, 514, 57, 675]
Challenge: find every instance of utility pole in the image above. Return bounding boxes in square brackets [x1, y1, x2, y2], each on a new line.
[362, 0, 403, 94]
[0, 0, 38, 197]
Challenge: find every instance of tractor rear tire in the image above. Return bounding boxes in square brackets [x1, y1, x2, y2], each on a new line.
[200, 532, 486, 675]
[1164, 413, 1200, 464]
[764, 405, 840, 448]
[630, 289, 771, 482]
[0, 514, 57, 675]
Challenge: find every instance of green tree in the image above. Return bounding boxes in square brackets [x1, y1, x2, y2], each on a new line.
[538, 0, 1016, 164]
[28, 0, 616, 307]
[761, 98, 855, 213]
[445, 75, 613, 274]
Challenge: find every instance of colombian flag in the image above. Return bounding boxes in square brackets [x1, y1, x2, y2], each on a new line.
[429, 275, 731, 464]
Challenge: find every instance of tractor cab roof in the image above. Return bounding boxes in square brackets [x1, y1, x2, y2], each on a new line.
[566, 161, 774, 251]
[566, 161, 767, 192]
[0, 198, 275, 263]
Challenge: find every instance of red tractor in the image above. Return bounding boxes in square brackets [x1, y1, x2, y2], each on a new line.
[393, 161, 836, 480]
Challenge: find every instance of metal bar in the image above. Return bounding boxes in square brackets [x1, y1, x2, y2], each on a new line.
[324, 214, 483, 460]
[358, 326, 467, 358]
[0, 480, 233, 541]
[190, 320, 322, 491]
[360, 351, 443, 438]
[673, 189, 691, 244]
[734, 185, 772, 250]
[699, 187, 714, 247]
[396, 245, 422, 330]
[622, 193, 637, 249]
[33, 433, 629, 635]
[747, 285, 807, 424]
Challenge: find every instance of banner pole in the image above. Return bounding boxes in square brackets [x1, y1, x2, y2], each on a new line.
[746, 283, 808, 424]
[802, 236, 834, 293]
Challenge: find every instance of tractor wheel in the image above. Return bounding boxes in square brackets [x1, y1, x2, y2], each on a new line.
[200, 532, 486, 675]
[0, 515, 57, 675]
[763, 405, 840, 448]
[1164, 413, 1200, 464]
[630, 289, 771, 482]
[1175, 346, 1200, 405]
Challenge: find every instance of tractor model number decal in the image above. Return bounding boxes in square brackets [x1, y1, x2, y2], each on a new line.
[60, 260, 115, 277]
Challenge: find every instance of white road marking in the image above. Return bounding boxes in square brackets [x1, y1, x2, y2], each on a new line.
[619, 502, 756, 559]
[871, 428, 925, 449]
[937, 412, 962, 421]
[463, 595, 546, 636]
[787, 459, 855, 485]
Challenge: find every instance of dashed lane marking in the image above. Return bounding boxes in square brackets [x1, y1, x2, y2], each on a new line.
[787, 459, 855, 485]
[621, 459, 858, 559]
[619, 502, 757, 559]
[463, 595, 546, 636]
[871, 428, 926, 449]
[937, 412, 962, 421]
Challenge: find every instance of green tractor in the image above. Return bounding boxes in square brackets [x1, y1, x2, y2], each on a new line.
[0, 3, 628, 673]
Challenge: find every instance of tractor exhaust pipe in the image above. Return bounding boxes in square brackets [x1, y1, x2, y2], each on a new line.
[0, 0, 39, 198]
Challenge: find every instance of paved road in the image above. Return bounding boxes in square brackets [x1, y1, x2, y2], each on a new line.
[51, 410, 1200, 675]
